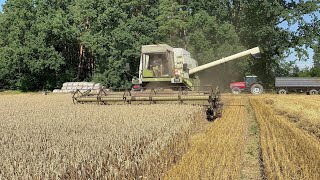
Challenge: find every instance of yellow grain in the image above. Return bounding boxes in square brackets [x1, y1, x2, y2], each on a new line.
[0, 94, 204, 179]
[250, 98, 320, 179]
[165, 97, 247, 179]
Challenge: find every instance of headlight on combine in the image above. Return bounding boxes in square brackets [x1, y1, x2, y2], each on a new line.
[132, 85, 141, 90]
[171, 76, 182, 83]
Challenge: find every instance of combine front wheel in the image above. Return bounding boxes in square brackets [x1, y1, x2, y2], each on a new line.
[250, 84, 263, 95]
[206, 108, 215, 121]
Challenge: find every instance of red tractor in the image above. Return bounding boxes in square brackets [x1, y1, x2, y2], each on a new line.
[230, 75, 264, 95]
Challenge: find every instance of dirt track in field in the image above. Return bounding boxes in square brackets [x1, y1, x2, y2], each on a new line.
[165, 96, 262, 179]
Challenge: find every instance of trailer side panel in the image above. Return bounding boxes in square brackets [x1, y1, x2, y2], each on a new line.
[275, 77, 320, 88]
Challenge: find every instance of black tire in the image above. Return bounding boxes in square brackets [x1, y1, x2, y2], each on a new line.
[250, 84, 263, 95]
[278, 89, 287, 94]
[206, 108, 215, 121]
[309, 89, 318, 95]
[231, 87, 241, 95]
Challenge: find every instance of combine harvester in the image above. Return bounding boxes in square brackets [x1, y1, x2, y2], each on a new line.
[73, 44, 260, 120]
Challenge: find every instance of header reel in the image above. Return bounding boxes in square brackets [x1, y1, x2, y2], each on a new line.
[73, 86, 223, 121]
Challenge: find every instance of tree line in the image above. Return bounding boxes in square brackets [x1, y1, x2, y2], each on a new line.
[0, 0, 319, 91]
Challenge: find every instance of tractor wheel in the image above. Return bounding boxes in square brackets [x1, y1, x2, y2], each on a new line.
[309, 89, 318, 95]
[231, 87, 241, 95]
[278, 89, 287, 94]
[250, 84, 263, 95]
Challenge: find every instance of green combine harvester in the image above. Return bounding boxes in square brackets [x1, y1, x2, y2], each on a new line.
[73, 44, 260, 120]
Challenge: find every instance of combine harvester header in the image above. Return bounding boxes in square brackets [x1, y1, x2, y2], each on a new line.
[73, 44, 261, 120]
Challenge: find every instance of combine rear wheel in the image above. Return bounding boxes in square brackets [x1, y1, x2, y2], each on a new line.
[231, 87, 241, 95]
[250, 84, 263, 95]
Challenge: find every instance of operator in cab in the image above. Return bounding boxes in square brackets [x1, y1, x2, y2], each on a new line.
[149, 54, 162, 77]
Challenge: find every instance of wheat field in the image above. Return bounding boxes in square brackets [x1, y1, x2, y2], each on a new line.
[251, 96, 320, 179]
[0, 94, 205, 179]
[1, 93, 320, 179]
[256, 95, 320, 139]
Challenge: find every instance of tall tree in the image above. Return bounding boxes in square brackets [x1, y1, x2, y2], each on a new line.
[0, 0, 319, 90]
[187, 0, 319, 87]
[157, 0, 189, 47]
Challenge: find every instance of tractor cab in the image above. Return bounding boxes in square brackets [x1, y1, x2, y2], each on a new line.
[245, 76, 258, 87]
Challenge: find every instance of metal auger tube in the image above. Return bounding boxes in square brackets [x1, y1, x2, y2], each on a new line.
[189, 47, 260, 75]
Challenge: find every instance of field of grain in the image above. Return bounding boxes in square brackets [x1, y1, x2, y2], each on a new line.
[256, 95, 320, 139]
[0, 94, 205, 179]
[250, 95, 320, 179]
[1, 93, 320, 179]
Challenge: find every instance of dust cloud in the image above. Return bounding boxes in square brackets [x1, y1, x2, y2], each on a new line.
[197, 61, 244, 92]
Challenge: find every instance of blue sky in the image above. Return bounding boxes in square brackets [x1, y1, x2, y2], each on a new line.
[278, 12, 320, 68]
[0, 0, 318, 68]
[0, 0, 4, 11]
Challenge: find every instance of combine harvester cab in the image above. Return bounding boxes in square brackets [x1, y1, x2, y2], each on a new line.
[73, 44, 260, 121]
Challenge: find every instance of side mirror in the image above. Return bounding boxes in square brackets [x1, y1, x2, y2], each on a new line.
[183, 63, 188, 71]
[124, 63, 130, 72]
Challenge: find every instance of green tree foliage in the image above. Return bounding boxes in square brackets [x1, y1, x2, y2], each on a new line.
[0, 0, 75, 90]
[187, 0, 319, 87]
[313, 42, 320, 67]
[295, 37, 320, 78]
[0, 0, 319, 90]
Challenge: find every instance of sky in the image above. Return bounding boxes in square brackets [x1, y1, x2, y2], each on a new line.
[0, 0, 4, 11]
[0, 0, 318, 68]
[278, 12, 320, 68]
